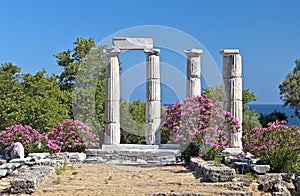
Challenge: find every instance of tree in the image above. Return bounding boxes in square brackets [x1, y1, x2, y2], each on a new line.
[0, 63, 24, 130]
[279, 58, 300, 118]
[203, 86, 261, 132]
[54, 38, 107, 140]
[120, 99, 146, 144]
[259, 110, 288, 127]
[0, 63, 70, 132]
[54, 37, 96, 91]
[21, 70, 70, 132]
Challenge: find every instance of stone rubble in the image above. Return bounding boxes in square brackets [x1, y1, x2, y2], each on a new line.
[0, 152, 85, 194]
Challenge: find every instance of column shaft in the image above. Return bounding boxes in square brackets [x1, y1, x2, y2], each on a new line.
[145, 49, 161, 145]
[185, 49, 203, 98]
[220, 49, 243, 149]
[105, 49, 121, 144]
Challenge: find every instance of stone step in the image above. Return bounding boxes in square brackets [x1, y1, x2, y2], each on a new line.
[85, 145, 181, 166]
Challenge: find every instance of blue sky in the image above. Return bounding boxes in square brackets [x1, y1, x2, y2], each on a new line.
[0, 0, 300, 104]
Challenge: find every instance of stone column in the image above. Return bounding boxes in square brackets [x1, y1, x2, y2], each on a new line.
[144, 49, 161, 145]
[220, 49, 243, 149]
[105, 48, 121, 144]
[185, 49, 203, 98]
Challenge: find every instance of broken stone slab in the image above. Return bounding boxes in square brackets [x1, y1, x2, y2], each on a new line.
[102, 144, 159, 150]
[45, 153, 68, 161]
[281, 173, 295, 183]
[28, 153, 50, 160]
[251, 164, 270, 174]
[11, 175, 37, 194]
[68, 152, 86, 163]
[112, 37, 153, 50]
[202, 165, 236, 182]
[232, 162, 251, 174]
[0, 169, 8, 178]
[0, 163, 17, 173]
[10, 157, 33, 164]
[9, 142, 25, 160]
[222, 148, 243, 157]
[11, 166, 55, 194]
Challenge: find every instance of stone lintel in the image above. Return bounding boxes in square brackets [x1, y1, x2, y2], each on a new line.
[144, 49, 160, 55]
[220, 49, 239, 56]
[184, 49, 203, 57]
[106, 48, 121, 57]
[113, 37, 153, 50]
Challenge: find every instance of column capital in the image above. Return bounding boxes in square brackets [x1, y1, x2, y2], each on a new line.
[220, 49, 239, 56]
[184, 49, 203, 58]
[106, 47, 121, 57]
[144, 49, 160, 56]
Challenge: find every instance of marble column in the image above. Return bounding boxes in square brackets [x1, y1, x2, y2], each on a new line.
[105, 48, 121, 144]
[220, 49, 243, 149]
[144, 49, 161, 145]
[185, 49, 203, 98]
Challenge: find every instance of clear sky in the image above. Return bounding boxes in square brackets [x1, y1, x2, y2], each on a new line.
[1, 0, 300, 104]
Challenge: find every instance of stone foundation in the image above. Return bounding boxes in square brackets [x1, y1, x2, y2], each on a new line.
[85, 144, 181, 165]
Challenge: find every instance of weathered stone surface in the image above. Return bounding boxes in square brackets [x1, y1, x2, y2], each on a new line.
[232, 162, 251, 174]
[222, 148, 243, 157]
[186, 77, 201, 98]
[68, 152, 86, 163]
[257, 174, 290, 194]
[102, 144, 159, 150]
[281, 173, 295, 183]
[221, 49, 243, 149]
[221, 54, 242, 78]
[190, 158, 236, 182]
[0, 169, 8, 178]
[28, 153, 50, 160]
[113, 37, 153, 50]
[145, 50, 161, 145]
[85, 147, 180, 166]
[11, 166, 55, 194]
[105, 100, 120, 123]
[0, 163, 17, 173]
[146, 101, 161, 120]
[202, 165, 236, 182]
[185, 49, 202, 98]
[146, 119, 161, 145]
[222, 78, 243, 101]
[10, 157, 32, 164]
[10, 142, 24, 160]
[105, 50, 121, 145]
[105, 78, 120, 101]
[105, 123, 121, 145]
[146, 80, 160, 101]
[251, 164, 270, 174]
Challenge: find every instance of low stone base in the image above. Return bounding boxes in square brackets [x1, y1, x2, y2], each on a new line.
[85, 144, 181, 165]
[190, 157, 236, 182]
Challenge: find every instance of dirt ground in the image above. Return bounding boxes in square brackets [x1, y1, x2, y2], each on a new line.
[2, 163, 261, 196]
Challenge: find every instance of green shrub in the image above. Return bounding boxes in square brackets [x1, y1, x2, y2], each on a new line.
[242, 121, 300, 173]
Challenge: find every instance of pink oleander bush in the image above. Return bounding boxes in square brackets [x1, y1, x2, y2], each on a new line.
[160, 95, 240, 161]
[242, 120, 300, 173]
[0, 120, 99, 154]
[45, 119, 99, 153]
[0, 124, 43, 154]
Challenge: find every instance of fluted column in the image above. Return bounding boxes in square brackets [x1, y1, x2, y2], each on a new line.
[185, 49, 203, 98]
[220, 49, 243, 149]
[144, 49, 161, 145]
[105, 48, 121, 144]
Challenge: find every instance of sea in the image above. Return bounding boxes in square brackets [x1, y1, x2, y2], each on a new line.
[163, 103, 300, 126]
[248, 104, 300, 126]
